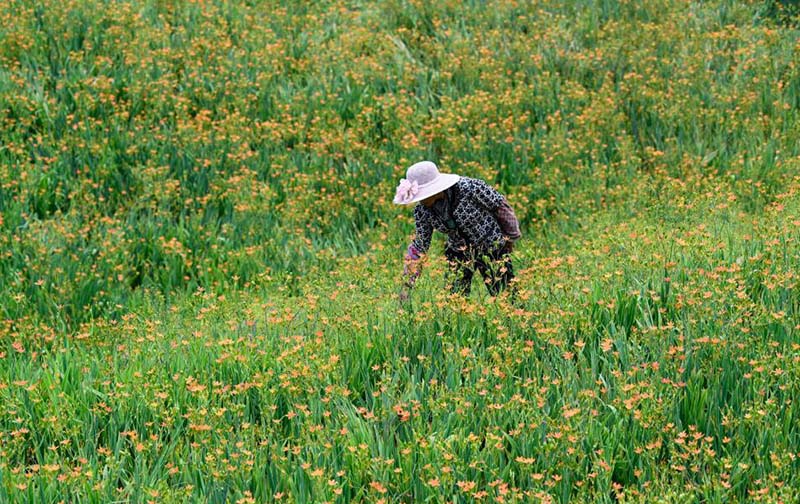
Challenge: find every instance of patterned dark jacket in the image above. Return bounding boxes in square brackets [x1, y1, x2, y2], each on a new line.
[410, 177, 517, 257]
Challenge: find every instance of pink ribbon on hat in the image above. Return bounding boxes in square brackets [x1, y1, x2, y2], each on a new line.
[393, 178, 419, 204]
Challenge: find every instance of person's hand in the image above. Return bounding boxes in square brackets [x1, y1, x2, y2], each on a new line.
[503, 239, 514, 254]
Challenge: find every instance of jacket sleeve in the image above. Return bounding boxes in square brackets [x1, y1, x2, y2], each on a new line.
[403, 205, 433, 288]
[410, 205, 433, 254]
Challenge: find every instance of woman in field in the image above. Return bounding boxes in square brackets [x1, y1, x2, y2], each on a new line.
[394, 161, 521, 301]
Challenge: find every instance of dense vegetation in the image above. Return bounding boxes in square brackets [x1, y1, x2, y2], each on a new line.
[1, 0, 799, 502]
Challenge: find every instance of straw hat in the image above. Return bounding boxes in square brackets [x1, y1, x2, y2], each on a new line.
[393, 161, 460, 205]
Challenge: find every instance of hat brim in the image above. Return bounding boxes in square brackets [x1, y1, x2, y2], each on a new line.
[399, 174, 460, 205]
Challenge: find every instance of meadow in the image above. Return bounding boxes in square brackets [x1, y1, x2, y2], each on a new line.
[1, 0, 799, 502]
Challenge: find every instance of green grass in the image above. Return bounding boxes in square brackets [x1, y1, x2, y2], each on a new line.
[1, 0, 800, 502]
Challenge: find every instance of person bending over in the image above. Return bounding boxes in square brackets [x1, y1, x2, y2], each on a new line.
[394, 160, 521, 301]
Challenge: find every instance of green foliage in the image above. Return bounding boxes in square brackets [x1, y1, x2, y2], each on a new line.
[1, 0, 800, 502]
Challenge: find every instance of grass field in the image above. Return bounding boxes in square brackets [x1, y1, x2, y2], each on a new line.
[1, 0, 800, 502]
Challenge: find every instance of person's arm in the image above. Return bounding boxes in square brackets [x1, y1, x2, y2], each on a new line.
[402, 244, 423, 289]
[402, 206, 433, 291]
